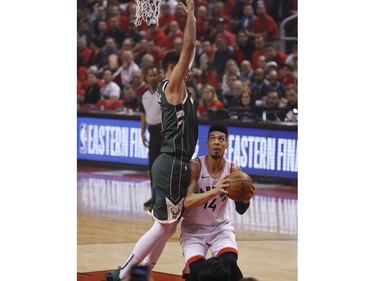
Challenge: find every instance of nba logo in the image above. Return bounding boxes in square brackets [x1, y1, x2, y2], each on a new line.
[79, 123, 88, 154]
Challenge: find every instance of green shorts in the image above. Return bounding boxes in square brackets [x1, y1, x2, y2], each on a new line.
[150, 153, 191, 223]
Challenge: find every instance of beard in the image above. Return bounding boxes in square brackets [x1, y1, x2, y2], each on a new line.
[211, 153, 220, 160]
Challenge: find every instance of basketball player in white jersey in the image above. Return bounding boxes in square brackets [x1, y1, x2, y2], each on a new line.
[179, 123, 255, 281]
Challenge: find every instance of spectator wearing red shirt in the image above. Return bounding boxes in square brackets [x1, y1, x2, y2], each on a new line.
[164, 20, 184, 51]
[278, 64, 296, 87]
[80, 66, 105, 92]
[139, 54, 156, 78]
[144, 40, 165, 66]
[263, 43, 288, 70]
[199, 40, 215, 65]
[196, 5, 208, 41]
[87, 38, 104, 68]
[78, 36, 92, 67]
[130, 69, 149, 97]
[213, 17, 237, 49]
[133, 38, 149, 65]
[251, 2, 280, 41]
[196, 58, 220, 90]
[251, 34, 266, 70]
[106, 15, 127, 47]
[222, 0, 236, 18]
[210, 1, 231, 27]
[145, 24, 168, 49]
[122, 2, 143, 33]
[107, 4, 128, 32]
[158, 3, 177, 34]
[196, 85, 225, 117]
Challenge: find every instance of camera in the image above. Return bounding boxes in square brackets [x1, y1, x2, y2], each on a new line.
[130, 265, 149, 281]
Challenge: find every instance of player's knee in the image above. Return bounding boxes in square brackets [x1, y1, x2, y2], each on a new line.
[218, 252, 243, 281]
[185, 258, 206, 281]
[219, 252, 238, 264]
[164, 221, 178, 236]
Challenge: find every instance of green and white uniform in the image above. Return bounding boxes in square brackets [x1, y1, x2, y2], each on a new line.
[151, 79, 198, 223]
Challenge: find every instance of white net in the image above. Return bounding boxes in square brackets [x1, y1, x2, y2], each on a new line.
[134, 0, 162, 26]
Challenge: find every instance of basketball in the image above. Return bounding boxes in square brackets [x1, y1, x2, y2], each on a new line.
[225, 171, 254, 201]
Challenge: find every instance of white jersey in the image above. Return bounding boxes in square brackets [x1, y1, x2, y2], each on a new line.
[180, 156, 238, 270]
[181, 156, 233, 230]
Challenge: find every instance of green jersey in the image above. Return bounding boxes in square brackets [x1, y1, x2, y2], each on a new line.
[156, 80, 198, 160]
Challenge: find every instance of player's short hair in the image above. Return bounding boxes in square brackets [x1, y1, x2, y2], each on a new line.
[208, 123, 228, 139]
[161, 50, 181, 72]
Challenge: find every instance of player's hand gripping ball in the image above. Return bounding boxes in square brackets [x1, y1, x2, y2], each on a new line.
[225, 171, 255, 201]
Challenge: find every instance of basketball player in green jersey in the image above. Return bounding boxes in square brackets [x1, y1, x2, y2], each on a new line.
[105, 0, 198, 280]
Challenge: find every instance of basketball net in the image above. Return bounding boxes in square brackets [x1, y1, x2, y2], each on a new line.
[134, 0, 162, 26]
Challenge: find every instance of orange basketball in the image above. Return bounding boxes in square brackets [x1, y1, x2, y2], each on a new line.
[225, 171, 254, 201]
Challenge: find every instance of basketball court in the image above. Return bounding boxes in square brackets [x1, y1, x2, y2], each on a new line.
[77, 164, 297, 281]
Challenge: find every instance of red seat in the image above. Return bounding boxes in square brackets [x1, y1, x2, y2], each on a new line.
[95, 99, 113, 110]
[77, 66, 87, 83]
[111, 100, 124, 110]
[78, 104, 91, 111]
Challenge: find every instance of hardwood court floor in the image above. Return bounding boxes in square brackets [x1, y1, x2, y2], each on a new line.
[77, 165, 297, 281]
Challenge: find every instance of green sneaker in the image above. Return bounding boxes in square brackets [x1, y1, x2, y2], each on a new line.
[105, 266, 121, 281]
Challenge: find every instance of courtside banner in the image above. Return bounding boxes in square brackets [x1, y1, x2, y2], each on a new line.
[77, 117, 149, 165]
[77, 117, 297, 179]
[196, 125, 297, 179]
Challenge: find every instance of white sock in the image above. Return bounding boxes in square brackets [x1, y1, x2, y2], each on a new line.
[118, 221, 178, 279]
[142, 222, 178, 271]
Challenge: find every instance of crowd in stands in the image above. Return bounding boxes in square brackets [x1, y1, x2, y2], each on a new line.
[77, 0, 298, 122]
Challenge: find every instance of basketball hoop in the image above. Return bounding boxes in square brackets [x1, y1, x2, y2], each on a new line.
[134, 0, 162, 26]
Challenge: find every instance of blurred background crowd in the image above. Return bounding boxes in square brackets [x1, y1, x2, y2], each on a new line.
[77, 0, 298, 122]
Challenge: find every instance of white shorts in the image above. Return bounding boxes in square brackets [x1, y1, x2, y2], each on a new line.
[179, 221, 238, 274]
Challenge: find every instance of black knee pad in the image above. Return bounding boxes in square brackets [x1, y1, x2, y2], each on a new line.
[184, 259, 206, 281]
[218, 252, 243, 281]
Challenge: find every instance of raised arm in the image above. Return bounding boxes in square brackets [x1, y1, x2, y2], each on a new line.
[165, 0, 196, 105]
[184, 159, 229, 209]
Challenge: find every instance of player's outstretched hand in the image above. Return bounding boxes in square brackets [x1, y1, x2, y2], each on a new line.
[178, 0, 194, 16]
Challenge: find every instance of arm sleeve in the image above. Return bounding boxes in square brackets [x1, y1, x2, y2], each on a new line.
[235, 200, 250, 215]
